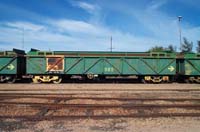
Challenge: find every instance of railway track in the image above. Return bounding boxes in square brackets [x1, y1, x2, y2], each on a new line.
[1, 113, 200, 121]
[0, 94, 200, 120]
[1, 102, 200, 108]
[0, 94, 200, 100]
[1, 114, 200, 121]
[1, 88, 200, 91]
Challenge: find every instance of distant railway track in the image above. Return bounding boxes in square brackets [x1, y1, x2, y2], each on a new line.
[1, 102, 200, 108]
[0, 95, 200, 101]
[1, 104, 200, 120]
[0, 88, 200, 92]
[0, 93, 199, 100]
[1, 114, 200, 121]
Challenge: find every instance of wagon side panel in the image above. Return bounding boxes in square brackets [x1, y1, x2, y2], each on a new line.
[184, 59, 200, 75]
[26, 57, 46, 74]
[0, 57, 17, 74]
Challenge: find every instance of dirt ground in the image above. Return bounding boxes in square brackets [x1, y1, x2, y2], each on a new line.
[0, 83, 200, 132]
[1, 117, 200, 132]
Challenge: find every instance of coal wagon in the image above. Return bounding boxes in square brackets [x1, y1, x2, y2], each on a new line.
[177, 53, 200, 83]
[0, 49, 26, 83]
[26, 49, 177, 83]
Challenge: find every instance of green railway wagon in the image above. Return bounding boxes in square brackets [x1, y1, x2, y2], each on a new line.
[0, 49, 26, 83]
[180, 53, 200, 83]
[26, 49, 176, 83]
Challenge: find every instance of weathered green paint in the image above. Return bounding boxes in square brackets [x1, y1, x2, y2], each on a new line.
[184, 59, 200, 75]
[26, 54, 176, 75]
[179, 53, 200, 76]
[26, 57, 46, 74]
[0, 57, 17, 74]
[0, 49, 25, 76]
[64, 57, 176, 75]
[184, 53, 200, 58]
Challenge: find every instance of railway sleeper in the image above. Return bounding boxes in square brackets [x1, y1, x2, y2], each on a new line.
[35, 98, 63, 117]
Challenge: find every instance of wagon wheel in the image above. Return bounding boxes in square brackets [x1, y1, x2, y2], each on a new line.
[32, 77, 42, 83]
[7, 76, 16, 83]
[0, 76, 5, 83]
[53, 77, 62, 84]
[195, 77, 200, 84]
[184, 79, 191, 84]
[87, 73, 94, 80]
[141, 79, 147, 84]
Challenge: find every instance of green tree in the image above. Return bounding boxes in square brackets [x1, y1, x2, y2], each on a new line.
[196, 41, 200, 53]
[181, 37, 193, 53]
[167, 44, 176, 52]
[148, 44, 176, 52]
[148, 46, 165, 52]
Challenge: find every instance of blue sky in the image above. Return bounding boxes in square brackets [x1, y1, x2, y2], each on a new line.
[0, 0, 200, 51]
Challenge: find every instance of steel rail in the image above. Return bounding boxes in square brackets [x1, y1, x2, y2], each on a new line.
[0, 96, 200, 101]
[0, 88, 200, 91]
[1, 102, 200, 109]
[0, 92, 199, 96]
[1, 113, 200, 121]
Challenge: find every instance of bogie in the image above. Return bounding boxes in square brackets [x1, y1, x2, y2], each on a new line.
[32, 75, 62, 84]
[142, 76, 171, 84]
[0, 76, 16, 83]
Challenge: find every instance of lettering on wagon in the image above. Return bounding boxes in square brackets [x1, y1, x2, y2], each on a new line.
[104, 67, 114, 72]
